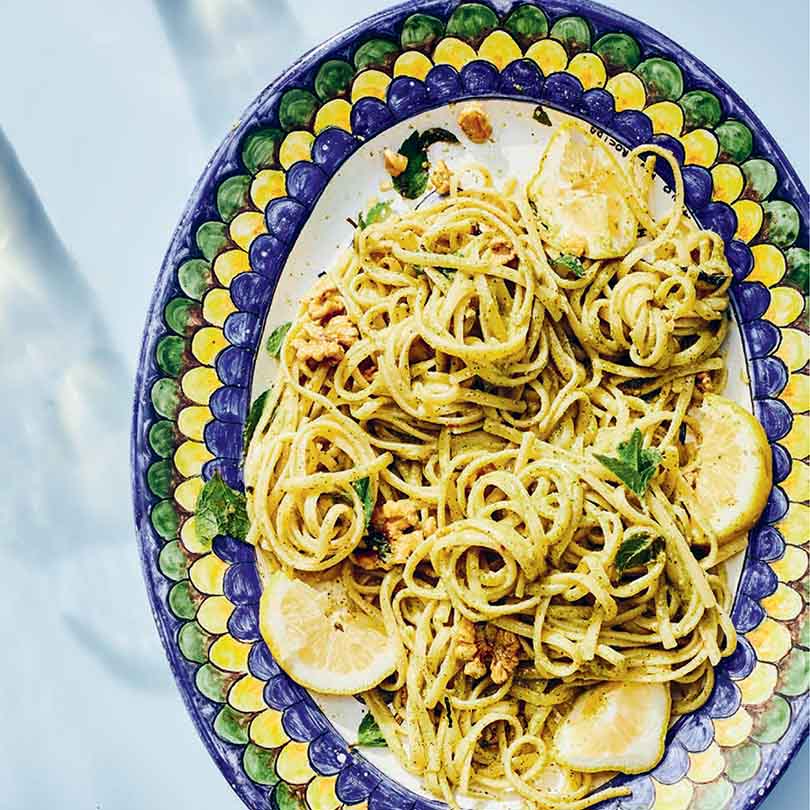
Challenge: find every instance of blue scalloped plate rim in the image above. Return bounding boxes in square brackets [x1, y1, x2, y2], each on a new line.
[131, 2, 809, 809]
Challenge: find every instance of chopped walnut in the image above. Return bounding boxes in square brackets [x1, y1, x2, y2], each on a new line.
[696, 371, 714, 393]
[457, 102, 492, 144]
[490, 235, 515, 264]
[307, 278, 345, 323]
[383, 148, 408, 177]
[455, 617, 479, 662]
[455, 622, 520, 684]
[430, 159, 453, 195]
[491, 630, 521, 685]
[291, 316, 358, 367]
[360, 500, 437, 568]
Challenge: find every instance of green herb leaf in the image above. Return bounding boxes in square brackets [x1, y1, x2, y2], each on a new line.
[243, 389, 270, 453]
[358, 712, 387, 747]
[352, 476, 375, 528]
[533, 105, 552, 126]
[697, 271, 727, 287]
[594, 428, 662, 497]
[364, 527, 391, 562]
[552, 254, 586, 278]
[420, 127, 459, 149]
[444, 696, 453, 727]
[393, 128, 459, 199]
[358, 201, 392, 230]
[435, 266, 456, 277]
[615, 532, 665, 573]
[266, 322, 292, 357]
[196, 473, 249, 544]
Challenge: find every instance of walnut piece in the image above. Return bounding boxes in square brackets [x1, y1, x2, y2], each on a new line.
[383, 148, 408, 177]
[455, 621, 520, 684]
[356, 501, 437, 569]
[307, 278, 345, 323]
[457, 102, 492, 144]
[430, 159, 453, 195]
[696, 371, 714, 393]
[291, 316, 358, 367]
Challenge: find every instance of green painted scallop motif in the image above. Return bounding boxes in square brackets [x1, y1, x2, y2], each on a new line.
[592, 32, 642, 75]
[635, 57, 684, 102]
[550, 15, 592, 54]
[400, 13, 445, 51]
[445, 2, 498, 45]
[503, 4, 549, 48]
[313, 59, 354, 100]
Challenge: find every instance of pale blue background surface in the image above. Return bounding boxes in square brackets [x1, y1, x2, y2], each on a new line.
[0, 2, 806, 808]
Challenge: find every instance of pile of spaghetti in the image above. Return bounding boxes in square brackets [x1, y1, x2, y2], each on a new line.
[244, 123, 742, 809]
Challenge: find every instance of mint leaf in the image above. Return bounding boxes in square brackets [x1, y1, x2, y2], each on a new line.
[196, 473, 249, 544]
[616, 532, 665, 573]
[393, 128, 458, 199]
[243, 389, 270, 453]
[594, 429, 662, 497]
[358, 201, 392, 230]
[352, 476, 375, 528]
[552, 254, 585, 278]
[266, 322, 292, 357]
[358, 712, 387, 747]
[533, 105, 552, 126]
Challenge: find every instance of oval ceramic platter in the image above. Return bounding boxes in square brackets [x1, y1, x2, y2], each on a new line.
[131, 2, 809, 810]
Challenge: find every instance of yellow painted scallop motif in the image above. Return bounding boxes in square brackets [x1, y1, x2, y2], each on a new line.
[202, 288, 238, 326]
[732, 199, 763, 243]
[251, 169, 287, 210]
[177, 405, 211, 441]
[229, 674, 268, 713]
[394, 51, 433, 80]
[351, 70, 391, 103]
[525, 39, 568, 75]
[687, 743, 725, 783]
[433, 37, 477, 70]
[250, 708, 290, 748]
[209, 634, 252, 672]
[737, 661, 778, 706]
[174, 476, 203, 512]
[713, 708, 753, 747]
[314, 98, 352, 134]
[197, 595, 235, 634]
[181, 366, 221, 404]
[213, 248, 251, 286]
[761, 583, 804, 621]
[680, 129, 718, 167]
[746, 617, 792, 663]
[567, 52, 607, 89]
[605, 72, 646, 111]
[174, 440, 213, 478]
[748, 244, 786, 286]
[711, 164, 744, 204]
[276, 741, 316, 784]
[189, 553, 228, 595]
[229, 211, 267, 251]
[279, 131, 314, 169]
[652, 778, 694, 810]
[765, 287, 806, 328]
[771, 544, 809, 582]
[478, 31, 521, 70]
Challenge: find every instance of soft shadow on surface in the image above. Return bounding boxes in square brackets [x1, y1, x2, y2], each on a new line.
[154, 0, 305, 141]
[0, 127, 165, 691]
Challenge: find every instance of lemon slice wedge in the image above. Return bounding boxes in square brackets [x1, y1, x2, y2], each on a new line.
[554, 682, 670, 774]
[689, 393, 772, 542]
[259, 572, 397, 695]
[528, 124, 637, 259]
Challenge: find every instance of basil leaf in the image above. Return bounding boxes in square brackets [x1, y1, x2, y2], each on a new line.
[352, 476, 375, 528]
[364, 526, 391, 562]
[358, 712, 387, 747]
[358, 201, 392, 230]
[196, 473, 249, 544]
[266, 321, 292, 357]
[533, 105, 552, 126]
[698, 271, 727, 287]
[393, 128, 458, 199]
[552, 254, 586, 278]
[420, 127, 459, 149]
[616, 532, 665, 573]
[243, 389, 270, 453]
[594, 428, 662, 497]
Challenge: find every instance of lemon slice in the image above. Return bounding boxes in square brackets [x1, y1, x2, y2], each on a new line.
[554, 682, 670, 774]
[689, 393, 772, 542]
[259, 572, 397, 695]
[528, 125, 637, 259]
